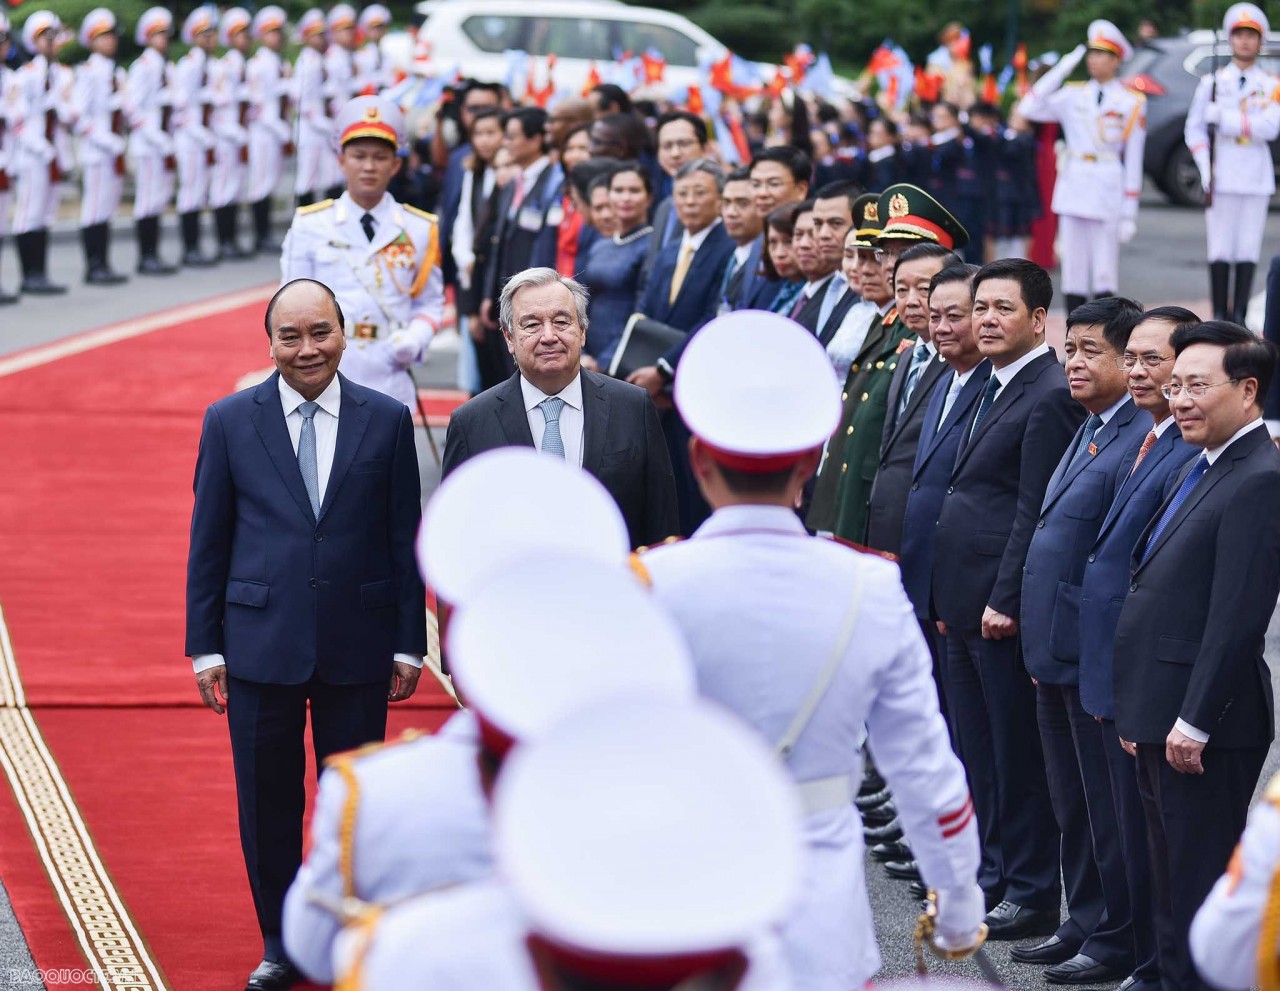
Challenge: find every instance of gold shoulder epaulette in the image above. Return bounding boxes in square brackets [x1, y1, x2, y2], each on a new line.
[403, 204, 438, 224]
[634, 535, 684, 555]
[297, 198, 334, 216]
[1123, 84, 1147, 101]
[323, 727, 426, 769]
[1264, 769, 1280, 808]
[823, 533, 900, 563]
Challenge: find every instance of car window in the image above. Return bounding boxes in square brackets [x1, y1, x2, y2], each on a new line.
[1124, 48, 1160, 76]
[524, 16, 613, 60]
[461, 14, 525, 53]
[616, 22, 700, 67]
[1188, 48, 1280, 75]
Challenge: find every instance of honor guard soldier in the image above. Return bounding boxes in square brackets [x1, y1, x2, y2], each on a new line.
[1019, 21, 1146, 316]
[281, 95, 444, 409]
[331, 698, 799, 991]
[293, 10, 332, 207]
[127, 7, 177, 276]
[245, 7, 291, 254]
[172, 6, 220, 268]
[287, 550, 695, 986]
[0, 12, 19, 304]
[640, 312, 986, 991]
[355, 6, 393, 96]
[1185, 3, 1280, 323]
[7, 11, 73, 295]
[209, 8, 254, 261]
[323, 5, 359, 198]
[73, 9, 128, 286]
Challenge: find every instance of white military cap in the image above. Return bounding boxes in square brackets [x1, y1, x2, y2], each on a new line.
[418, 448, 629, 607]
[675, 310, 841, 473]
[134, 7, 172, 47]
[295, 8, 326, 43]
[493, 699, 803, 981]
[251, 6, 287, 40]
[181, 5, 218, 46]
[22, 11, 61, 54]
[1086, 19, 1133, 61]
[77, 8, 115, 49]
[332, 94, 406, 153]
[359, 5, 392, 30]
[448, 556, 696, 757]
[1225, 3, 1270, 35]
[327, 4, 358, 31]
[219, 8, 252, 47]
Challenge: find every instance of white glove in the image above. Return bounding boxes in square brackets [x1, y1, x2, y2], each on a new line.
[151, 130, 174, 156]
[932, 884, 987, 953]
[23, 134, 56, 164]
[98, 132, 126, 156]
[1203, 103, 1222, 126]
[230, 123, 249, 146]
[1033, 44, 1086, 96]
[389, 333, 420, 367]
[196, 125, 217, 151]
[1118, 219, 1137, 244]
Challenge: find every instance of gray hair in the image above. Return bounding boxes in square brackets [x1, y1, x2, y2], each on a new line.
[674, 157, 727, 192]
[499, 267, 591, 333]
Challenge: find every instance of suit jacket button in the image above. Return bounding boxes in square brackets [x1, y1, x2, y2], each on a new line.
[315, 533, 324, 542]
[310, 578, 318, 588]
[1130, 582, 1138, 592]
[1037, 519, 1045, 528]
[946, 486, 954, 494]
[912, 483, 919, 491]
[1087, 553, 1095, 563]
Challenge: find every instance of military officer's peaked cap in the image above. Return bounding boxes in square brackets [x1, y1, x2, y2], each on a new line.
[334, 94, 405, 151]
[851, 192, 882, 248]
[676, 310, 841, 472]
[1087, 19, 1133, 61]
[78, 9, 116, 49]
[295, 8, 326, 43]
[1225, 3, 1269, 35]
[134, 7, 172, 47]
[359, 5, 393, 30]
[22, 11, 61, 53]
[327, 4, 358, 31]
[417, 448, 630, 607]
[251, 6, 287, 40]
[181, 5, 218, 46]
[219, 8, 251, 47]
[876, 183, 970, 250]
[448, 557, 696, 758]
[493, 699, 803, 981]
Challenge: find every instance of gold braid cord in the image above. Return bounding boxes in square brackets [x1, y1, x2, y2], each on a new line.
[1258, 862, 1280, 991]
[331, 760, 362, 898]
[913, 889, 990, 975]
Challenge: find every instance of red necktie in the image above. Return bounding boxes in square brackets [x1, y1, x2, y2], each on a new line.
[1129, 430, 1157, 476]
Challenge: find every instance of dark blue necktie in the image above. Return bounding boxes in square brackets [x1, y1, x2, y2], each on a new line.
[968, 374, 1001, 441]
[1141, 454, 1209, 562]
[1065, 414, 1103, 474]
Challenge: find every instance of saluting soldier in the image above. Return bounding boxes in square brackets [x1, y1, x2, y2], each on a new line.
[73, 9, 128, 286]
[0, 11, 20, 304]
[127, 7, 177, 276]
[1185, 3, 1280, 323]
[354, 6, 394, 96]
[172, 6, 220, 267]
[293, 10, 331, 207]
[245, 7, 291, 254]
[209, 8, 254, 261]
[1019, 20, 1146, 316]
[281, 95, 444, 409]
[7, 11, 73, 295]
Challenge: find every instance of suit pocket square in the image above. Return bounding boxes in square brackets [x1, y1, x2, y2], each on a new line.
[226, 579, 269, 608]
[361, 579, 395, 610]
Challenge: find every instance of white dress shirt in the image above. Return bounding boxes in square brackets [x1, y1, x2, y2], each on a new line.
[1151, 413, 1178, 439]
[521, 372, 585, 467]
[939, 365, 980, 426]
[677, 217, 722, 256]
[1095, 392, 1131, 426]
[989, 341, 1051, 399]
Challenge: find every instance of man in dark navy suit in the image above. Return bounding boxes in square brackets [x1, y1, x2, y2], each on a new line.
[719, 168, 771, 314]
[932, 258, 1085, 941]
[186, 279, 428, 991]
[1078, 305, 1201, 991]
[1114, 321, 1280, 991]
[1015, 296, 1151, 984]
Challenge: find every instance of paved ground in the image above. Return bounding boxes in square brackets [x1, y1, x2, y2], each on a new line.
[0, 187, 1277, 987]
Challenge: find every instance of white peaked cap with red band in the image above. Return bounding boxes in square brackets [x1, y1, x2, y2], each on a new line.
[23, 11, 61, 54]
[1225, 3, 1270, 35]
[416, 448, 630, 607]
[295, 8, 326, 43]
[78, 8, 116, 49]
[251, 6, 287, 40]
[1086, 19, 1133, 61]
[359, 5, 392, 30]
[331, 94, 405, 152]
[219, 8, 251, 47]
[447, 557, 696, 758]
[327, 4, 357, 31]
[493, 699, 803, 973]
[675, 310, 841, 473]
[181, 5, 217, 46]
[134, 7, 172, 47]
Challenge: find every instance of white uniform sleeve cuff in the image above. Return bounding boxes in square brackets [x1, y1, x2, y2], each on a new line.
[394, 653, 424, 670]
[192, 653, 226, 674]
[1175, 718, 1210, 744]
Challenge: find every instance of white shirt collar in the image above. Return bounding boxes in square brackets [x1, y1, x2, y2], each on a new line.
[931, 127, 960, 144]
[954, 364, 981, 386]
[1095, 393, 1131, 425]
[802, 273, 835, 299]
[278, 373, 342, 419]
[680, 218, 722, 253]
[1205, 417, 1266, 464]
[733, 243, 753, 266]
[520, 370, 584, 414]
[993, 341, 1051, 386]
[1151, 414, 1178, 438]
[696, 504, 807, 539]
[868, 145, 896, 163]
[338, 190, 393, 225]
[520, 156, 552, 187]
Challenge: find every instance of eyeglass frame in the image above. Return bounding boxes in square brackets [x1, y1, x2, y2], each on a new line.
[1160, 379, 1240, 400]
[1116, 353, 1175, 370]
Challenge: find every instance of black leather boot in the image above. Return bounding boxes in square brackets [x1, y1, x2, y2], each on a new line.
[1210, 261, 1230, 321]
[137, 217, 177, 275]
[1064, 294, 1087, 318]
[1232, 262, 1256, 325]
[252, 198, 281, 254]
[0, 238, 18, 305]
[19, 230, 67, 295]
[86, 224, 128, 285]
[181, 212, 216, 267]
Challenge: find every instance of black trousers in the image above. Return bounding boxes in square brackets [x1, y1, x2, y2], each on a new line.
[227, 674, 388, 954]
[1135, 742, 1266, 991]
[1036, 683, 1132, 966]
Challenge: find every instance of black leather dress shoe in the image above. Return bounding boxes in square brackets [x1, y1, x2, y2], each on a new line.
[137, 256, 177, 276]
[85, 265, 128, 286]
[983, 901, 1060, 941]
[863, 817, 903, 843]
[854, 786, 892, 811]
[0, 288, 17, 305]
[245, 958, 300, 991]
[883, 858, 921, 880]
[861, 800, 898, 826]
[869, 840, 913, 862]
[1044, 954, 1130, 985]
[908, 880, 928, 900]
[218, 240, 256, 261]
[1010, 934, 1080, 965]
[20, 275, 67, 295]
[182, 249, 218, 268]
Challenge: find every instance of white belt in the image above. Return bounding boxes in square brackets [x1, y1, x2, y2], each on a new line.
[795, 774, 854, 816]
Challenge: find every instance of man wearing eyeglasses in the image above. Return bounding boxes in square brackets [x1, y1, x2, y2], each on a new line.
[1016, 296, 1150, 986]
[1077, 305, 1200, 991]
[1113, 320, 1280, 991]
[643, 110, 709, 280]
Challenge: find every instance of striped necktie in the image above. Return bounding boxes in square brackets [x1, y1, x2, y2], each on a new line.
[539, 397, 565, 458]
[297, 401, 320, 516]
[1129, 430, 1158, 476]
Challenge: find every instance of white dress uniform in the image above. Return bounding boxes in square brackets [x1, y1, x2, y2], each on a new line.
[292, 15, 332, 201]
[280, 710, 491, 985]
[281, 189, 443, 409]
[172, 46, 215, 218]
[209, 11, 251, 216]
[354, 5, 393, 96]
[9, 51, 74, 236]
[1190, 771, 1280, 990]
[1018, 22, 1146, 304]
[126, 28, 175, 222]
[0, 25, 16, 292]
[245, 8, 291, 210]
[74, 45, 127, 229]
[641, 312, 984, 991]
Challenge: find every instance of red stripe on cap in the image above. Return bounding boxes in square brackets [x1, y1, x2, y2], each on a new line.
[1089, 38, 1124, 56]
[884, 215, 955, 249]
[341, 121, 398, 145]
[1234, 18, 1265, 32]
[526, 934, 745, 987]
[700, 440, 818, 473]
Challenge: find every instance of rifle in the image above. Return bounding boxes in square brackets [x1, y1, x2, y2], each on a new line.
[1206, 30, 1222, 208]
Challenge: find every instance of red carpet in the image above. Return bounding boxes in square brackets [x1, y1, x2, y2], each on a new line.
[0, 295, 461, 990]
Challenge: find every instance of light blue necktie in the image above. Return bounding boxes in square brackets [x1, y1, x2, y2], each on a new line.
[298, 400, 320, 516]
[817, 276, 844, 333]
[898, 343, 931, 416]
[539, 397, 566, 459]
[1141, 454, 1210, 561]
